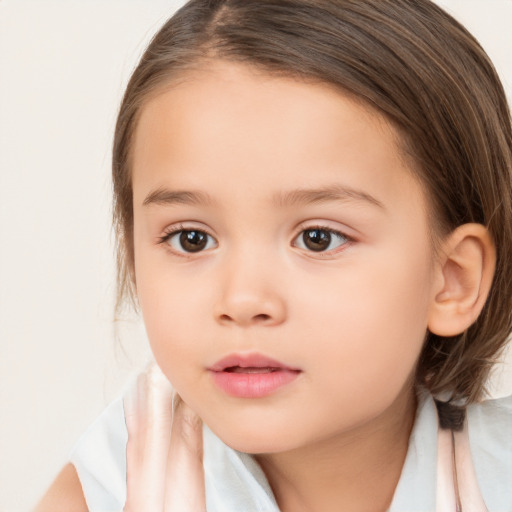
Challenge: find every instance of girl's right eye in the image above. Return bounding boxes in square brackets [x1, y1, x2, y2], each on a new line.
[161, 229, 218, 254]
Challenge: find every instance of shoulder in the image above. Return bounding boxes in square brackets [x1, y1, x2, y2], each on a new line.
[34, 463, 87, 512]
[467, 393, 512, 447]
[35, 397, 128, 512]
[467, 394, 512, 510]
[69, 397, 128, 511]
[468, 392, 512, 420]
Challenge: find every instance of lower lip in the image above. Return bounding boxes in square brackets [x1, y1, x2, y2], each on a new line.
[210, 369, 300, 398]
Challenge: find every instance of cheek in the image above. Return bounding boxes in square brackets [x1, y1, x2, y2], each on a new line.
[139, 283, 202, 344]
[302, 244, 433, 392]
[137, 284, 207, 400]
[134, 250, 206, 374]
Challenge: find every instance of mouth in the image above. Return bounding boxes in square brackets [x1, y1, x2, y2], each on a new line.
[208, 353, 301, 398]
[209, 353, 300, 373]
[223, 366, 281, 374]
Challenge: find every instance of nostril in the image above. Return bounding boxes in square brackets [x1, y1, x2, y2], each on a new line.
[254, 314, 271, 322]
[218, 313, 271, 324]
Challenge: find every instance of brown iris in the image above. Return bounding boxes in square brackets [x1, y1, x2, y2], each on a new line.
[302, 229, 332, 251]
[179, 230, 208, 252]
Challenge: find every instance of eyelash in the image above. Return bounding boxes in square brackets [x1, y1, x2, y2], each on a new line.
[293, 224, 352, 255]
[157, 224, 352, 256]
[157, 224, 217, 256]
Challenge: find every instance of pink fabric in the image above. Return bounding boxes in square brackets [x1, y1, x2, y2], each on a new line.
[436, 421, 488, 511]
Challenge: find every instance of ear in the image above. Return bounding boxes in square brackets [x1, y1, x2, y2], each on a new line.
[428, 223, 496, 337]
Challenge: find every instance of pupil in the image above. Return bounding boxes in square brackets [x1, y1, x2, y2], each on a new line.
[180, 231, 207, 252]
[304, 229, 331, 251]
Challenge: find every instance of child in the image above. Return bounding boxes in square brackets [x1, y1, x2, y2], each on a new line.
[36, 0, 512, 510]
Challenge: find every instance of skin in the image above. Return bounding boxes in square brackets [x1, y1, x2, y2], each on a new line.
[36, 59, 495, 511]
[131, 60, 440, 511]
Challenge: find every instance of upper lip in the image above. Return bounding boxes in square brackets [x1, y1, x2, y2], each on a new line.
[209, 353, 301, 372]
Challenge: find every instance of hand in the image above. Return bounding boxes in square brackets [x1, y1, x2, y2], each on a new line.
[123, 363, 206, 511]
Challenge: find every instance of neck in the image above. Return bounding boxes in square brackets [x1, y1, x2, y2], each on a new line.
[255, 386, 416, 512]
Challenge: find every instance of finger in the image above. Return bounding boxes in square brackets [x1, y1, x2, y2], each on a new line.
[124, 363, 175, 511]
[163, 397, 206, 511]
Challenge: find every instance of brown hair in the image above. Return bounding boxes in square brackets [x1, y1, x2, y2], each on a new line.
[113, 0, 512, 407]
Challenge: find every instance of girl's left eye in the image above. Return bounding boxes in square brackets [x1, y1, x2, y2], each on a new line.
[162, 229, 217, 253]
[293, 228, 349, 253]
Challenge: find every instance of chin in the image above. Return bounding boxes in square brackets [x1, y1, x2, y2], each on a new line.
[203, 418, 299, 454]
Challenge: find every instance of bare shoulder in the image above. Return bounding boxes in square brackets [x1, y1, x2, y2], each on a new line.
[34, 463, 88, 512]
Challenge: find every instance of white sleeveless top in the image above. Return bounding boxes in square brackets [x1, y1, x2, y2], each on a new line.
[70, 388, 512, 511]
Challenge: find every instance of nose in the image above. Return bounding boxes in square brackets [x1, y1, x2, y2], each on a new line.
[213, 254, 287, 327]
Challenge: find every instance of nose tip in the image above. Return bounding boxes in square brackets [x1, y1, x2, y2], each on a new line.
[213, 251, 287, 327]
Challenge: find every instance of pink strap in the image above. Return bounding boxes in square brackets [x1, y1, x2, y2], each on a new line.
[436, 420, 488, 511]
[436, 427, 458, 511]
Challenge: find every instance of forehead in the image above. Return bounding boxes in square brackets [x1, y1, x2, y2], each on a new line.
[131, 60, 425, 214]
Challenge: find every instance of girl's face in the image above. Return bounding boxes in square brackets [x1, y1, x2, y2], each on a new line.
[131, 60, 439, 453]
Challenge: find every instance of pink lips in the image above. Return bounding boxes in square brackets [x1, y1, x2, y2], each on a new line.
[208, 353, 301, 398]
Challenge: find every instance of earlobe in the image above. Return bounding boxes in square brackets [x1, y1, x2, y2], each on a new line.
[427, 223, 495, 337]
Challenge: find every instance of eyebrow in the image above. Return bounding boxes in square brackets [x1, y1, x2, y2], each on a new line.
[142, 184, 384, 210]
[142, 188, 213, 207]
[272, 185, 385, 209]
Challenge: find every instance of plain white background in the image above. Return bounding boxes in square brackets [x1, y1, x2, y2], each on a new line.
[0, 1, 511, 510]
